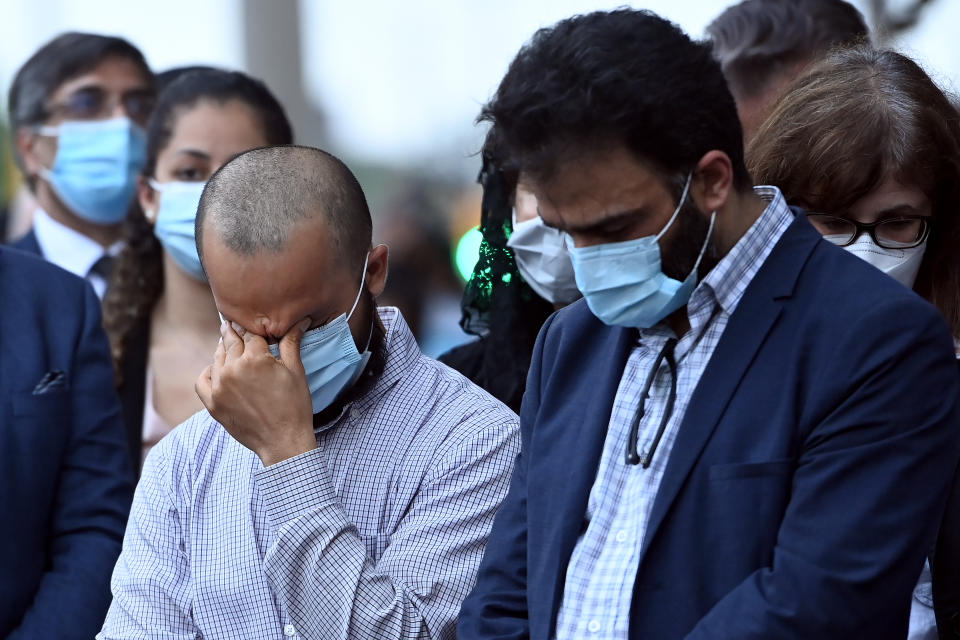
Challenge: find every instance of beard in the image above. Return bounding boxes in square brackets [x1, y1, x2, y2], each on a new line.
[659, 199, 720, 283]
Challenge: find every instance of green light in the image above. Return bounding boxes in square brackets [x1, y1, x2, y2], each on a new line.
[454, 226, 484, 282]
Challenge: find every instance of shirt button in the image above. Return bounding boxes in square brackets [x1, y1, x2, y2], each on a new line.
[588, 620, 601, 633]
[283, 624, 296, 637]
[615, 529, 629, 543]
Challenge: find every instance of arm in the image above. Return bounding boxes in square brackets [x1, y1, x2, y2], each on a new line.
[257, 411, 519, 639]
[687, 300, 960, 639]
[9, 283, 133, 640]
[457, 312, 557, 640]
[98, 430, 198, 639]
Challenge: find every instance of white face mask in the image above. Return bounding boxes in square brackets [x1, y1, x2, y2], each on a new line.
[506, 210, 581, 305]
[830, 233, 927, 289]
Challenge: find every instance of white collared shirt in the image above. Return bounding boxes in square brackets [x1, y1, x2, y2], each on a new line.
[32, 209, 124, 299]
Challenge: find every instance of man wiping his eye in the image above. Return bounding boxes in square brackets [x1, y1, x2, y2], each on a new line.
[99, 145, 520, 639]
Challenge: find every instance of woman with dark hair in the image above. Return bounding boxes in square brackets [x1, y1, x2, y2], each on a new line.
[747, 46, 960, 640]
[438, 152, 578, 413]
[101, 68, 293, 473]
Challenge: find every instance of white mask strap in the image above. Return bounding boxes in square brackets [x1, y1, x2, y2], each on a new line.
[347, 252, 371, 320]
[691, 211, 717, 273]
[656, 172, 693, 241]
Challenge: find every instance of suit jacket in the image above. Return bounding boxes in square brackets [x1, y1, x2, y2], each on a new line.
[10, 228, 41, 256]
[0, 247, 133, 638]
[458, 214, 960, 640]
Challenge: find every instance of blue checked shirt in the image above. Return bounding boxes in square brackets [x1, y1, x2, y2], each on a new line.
[554, 187, 794, 639]
[99, 307, 520, 640]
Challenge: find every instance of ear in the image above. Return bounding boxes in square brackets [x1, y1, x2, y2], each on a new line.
[138, 175, 159, 224]
[365, 243, 389, 298]
[692, 150, 735, 215]
[16, 128, 42, 180]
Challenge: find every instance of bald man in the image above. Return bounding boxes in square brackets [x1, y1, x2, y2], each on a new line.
[100, 146, 520, 639]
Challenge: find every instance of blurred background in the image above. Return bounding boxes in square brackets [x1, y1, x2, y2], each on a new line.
[0, 0, 953, 356]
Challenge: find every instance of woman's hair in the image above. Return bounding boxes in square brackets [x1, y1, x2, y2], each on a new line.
[102, 68, 294, 385]
[748, 46, 960, 337]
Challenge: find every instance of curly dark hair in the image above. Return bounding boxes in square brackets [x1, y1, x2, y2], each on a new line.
[479, 8, 752, 192]
[102, 68, 293, 385]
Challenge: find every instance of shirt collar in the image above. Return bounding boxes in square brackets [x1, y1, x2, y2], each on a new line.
[32, 208, 124, 278]
[697, 185, 793, 316]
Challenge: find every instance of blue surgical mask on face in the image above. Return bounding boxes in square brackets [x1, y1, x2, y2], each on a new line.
[37, 117, 147, 225]
[149, 179, 207, 282]
[267, 253, 373, 414]
[567, 173, 716, 329]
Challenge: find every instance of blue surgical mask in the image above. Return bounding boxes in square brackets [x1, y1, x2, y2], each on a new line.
[37, 117, 146, 225]
[267, 253, 373, 414]
[567, 174, 716, 328]
[149, 179, 207, 282]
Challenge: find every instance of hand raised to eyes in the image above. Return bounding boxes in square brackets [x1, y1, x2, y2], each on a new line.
[196, 318, 316, 467]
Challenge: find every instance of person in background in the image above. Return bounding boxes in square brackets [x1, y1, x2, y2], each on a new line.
[7, 32, 154, 298]
[100, 145, 519, 639]
[746, 46, 960, 640]
[706, 0, 868, 142]
[101, 68, 293, 475]
[457, 10, 960, 639]
[438, 151, 577, 412]
[0, 246, 132, 638]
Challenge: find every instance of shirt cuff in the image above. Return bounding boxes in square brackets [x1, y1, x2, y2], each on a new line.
[254, 447, 340, 529]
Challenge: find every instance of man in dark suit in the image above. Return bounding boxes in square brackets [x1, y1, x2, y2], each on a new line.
[457, 10, 960, 640]
[0, 246, 132, 638]
[7, 32, 153, 299]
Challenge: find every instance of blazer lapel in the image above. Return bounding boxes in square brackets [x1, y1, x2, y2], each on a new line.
[640, 216, 821, 560]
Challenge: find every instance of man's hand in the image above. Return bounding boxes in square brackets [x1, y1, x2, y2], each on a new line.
[196, 318, 316, 467]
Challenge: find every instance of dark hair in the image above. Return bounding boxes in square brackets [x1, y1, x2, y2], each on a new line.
[195, 144, 371, 274]
[8, 32, 152, 172]
[748, 47, 960, 337]
[480, 9, 751, 193]
[102, 68, 293, 384]
[707, 0, 869, 98]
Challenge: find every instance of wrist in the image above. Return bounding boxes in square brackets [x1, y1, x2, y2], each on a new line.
[258, 423, 317, 467]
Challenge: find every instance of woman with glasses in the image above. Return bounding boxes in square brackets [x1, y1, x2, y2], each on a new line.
[101, 68, 293, 472]
[8, 32, 155, 298]
[748, 46, 960, 640]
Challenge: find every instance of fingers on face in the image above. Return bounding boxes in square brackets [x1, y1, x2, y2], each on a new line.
[196, 365, 214, 408]
[279, 317, 310, 369]
[221, 321, 244, 359]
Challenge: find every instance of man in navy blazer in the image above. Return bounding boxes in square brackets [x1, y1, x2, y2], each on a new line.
[0, 246, 132, 638]
[458, 10, 960, 640]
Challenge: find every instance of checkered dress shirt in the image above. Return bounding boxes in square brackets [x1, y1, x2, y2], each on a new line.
[554, 187, 794, 639]
[99, 307, 520, 640]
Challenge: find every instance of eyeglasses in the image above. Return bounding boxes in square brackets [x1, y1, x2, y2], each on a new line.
[626, 338, 678, 467]
[45, 86, 155, 126]
[806, 213, 931, 249]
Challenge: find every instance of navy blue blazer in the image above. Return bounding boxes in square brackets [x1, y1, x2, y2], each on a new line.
[10, 228, 41, 256]
[0, 247, 132, 638]
[459, 214, 960, 639]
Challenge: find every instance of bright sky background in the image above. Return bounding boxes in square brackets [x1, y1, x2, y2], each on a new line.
[0, 0, 957, 177]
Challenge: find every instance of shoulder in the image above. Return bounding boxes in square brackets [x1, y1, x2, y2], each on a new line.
[387, 354, 520, 456]
[144, 409, 239, 489]
[800, 238, 943, 326]
[0, 246, 88, 303]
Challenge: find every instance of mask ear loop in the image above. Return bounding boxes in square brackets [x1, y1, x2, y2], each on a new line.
[690, 211, 718, 275]
[656, 172, 693, 241]
[348, 252, 375, 353]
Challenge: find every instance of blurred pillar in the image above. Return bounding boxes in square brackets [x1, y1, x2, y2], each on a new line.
[242, 0, 327, 147]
